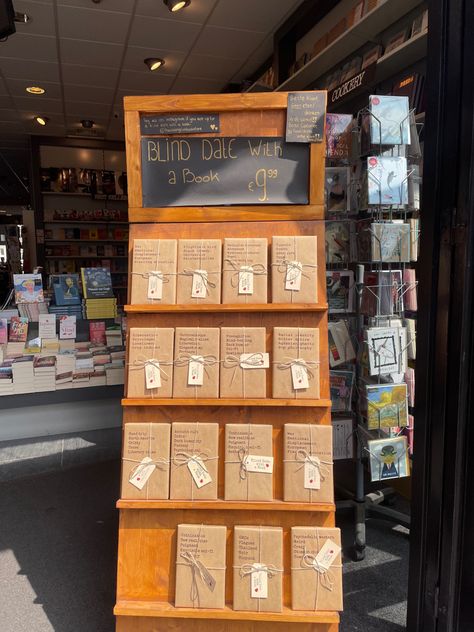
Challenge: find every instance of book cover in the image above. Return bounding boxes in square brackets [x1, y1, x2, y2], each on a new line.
[369, 95, 411, 145]
[325, 167, 350, 214]
[361, 44, 382, 69]
[81, 267, 114, 299]
[367, 156, 409, 206]
[53, 274, 81, 306]
[326, 270, 354, 313]
[365, 383, 408, 429]
[89, 321, 106, 344]
[59, 315, 77, 340]
[38, 314, 56, 340]
[9, 317, 28, 342]
[13, 274, 44, 304]
[0, 318, 7, 344]
[330, 369, 354, 412]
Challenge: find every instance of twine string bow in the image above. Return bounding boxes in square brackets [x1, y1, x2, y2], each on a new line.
[294, 448, 332, 482]
[239, 563, 283, 580]
[223, 258, 268, 288]
[276, 357, 320, 380]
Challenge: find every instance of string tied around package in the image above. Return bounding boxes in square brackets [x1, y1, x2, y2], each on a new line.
[291, 448, 333, 481]
[223, 352, 267, 392]
[180, 268, 218, 291]
[222, 258, 268, 287]
[275, 357, 320, 380]
[174, 353, 219, 379]
[173, 451, 218, 468]
[131, 270, 172, 283]
[238, 562, 283, 580]
[128, 357, 172, 381]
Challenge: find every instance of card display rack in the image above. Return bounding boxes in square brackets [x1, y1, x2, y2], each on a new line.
[116, 92, 338, 632]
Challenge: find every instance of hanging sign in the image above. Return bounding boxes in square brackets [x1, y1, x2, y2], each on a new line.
[140, 113, 220, 135]
[285, 91, 326, 143]
[140, 136, 309, 207]
[328, 63, 377, 105]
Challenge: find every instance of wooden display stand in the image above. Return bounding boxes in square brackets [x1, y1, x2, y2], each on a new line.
[116, 93, 338, 632]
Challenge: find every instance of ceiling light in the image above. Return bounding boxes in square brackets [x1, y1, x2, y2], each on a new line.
[144, 57, 165, 71]
[81, 119, 94, 129]
[26, 86, 45, 95]
[35, 116, 49, 126]
[163, 0, 190, 13]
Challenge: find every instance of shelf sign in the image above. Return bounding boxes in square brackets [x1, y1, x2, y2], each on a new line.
[328, 63, 377, 105]
[140, 136, 309, 207]
[285, 91, 326, 143]
[140, 113, 220, 135]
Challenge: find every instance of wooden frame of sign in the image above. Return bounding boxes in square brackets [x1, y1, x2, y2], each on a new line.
[116, 92, 339, 632]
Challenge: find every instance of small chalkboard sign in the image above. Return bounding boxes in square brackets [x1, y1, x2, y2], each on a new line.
[286, 91, 326, 143]
[141, 136, 309, 207]
[141, 113, 220, 135]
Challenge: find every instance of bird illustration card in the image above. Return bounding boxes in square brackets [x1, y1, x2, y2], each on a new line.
[367, 156, 408, 206]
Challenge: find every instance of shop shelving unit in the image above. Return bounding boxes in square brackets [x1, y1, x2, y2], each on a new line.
[116, 92, 338, 632]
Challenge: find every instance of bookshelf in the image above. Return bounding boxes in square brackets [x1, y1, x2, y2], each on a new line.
[117, 93, 338, 632]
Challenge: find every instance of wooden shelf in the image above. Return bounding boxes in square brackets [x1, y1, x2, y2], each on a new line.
[122, 397, 331, 407]
[45, 255, 128, 259]
[43, 191, 127, 201]
[114, 600, 340, 623]
[125, 303, 328, 314]
[116, 499, 335, 511]
[45, 239, 128, 244]
[276, 0, 423, 91]
[44, 220, 128, 225]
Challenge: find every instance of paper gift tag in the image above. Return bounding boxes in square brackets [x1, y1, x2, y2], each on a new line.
[291, 362, 309, 389]
[187, 355, 204, 385]
[244, 454, 274, 473]
[285, 261, 303, 291]
[315, 540, 341, 571]
[129, 457, 156, 490]
[251, 564, 268, 599]
[191, 270, 208, 298]
[147, 272, 163, 299]
[240, 352, 270, 369]
[195, 559, 216, 592]
[187, 456, 213, 488]
[238, 266, 254, 295]
[145, 361, 162, 389]
[304, 458, 321, 490]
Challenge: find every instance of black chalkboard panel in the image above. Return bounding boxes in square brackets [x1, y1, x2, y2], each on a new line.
[140, 113, 220, 135]
[141, 136, 309, 207]
[286, 92, 326, 143]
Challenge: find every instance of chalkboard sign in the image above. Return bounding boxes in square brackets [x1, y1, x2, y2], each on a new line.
[141, 113, 220, 135]
[286, 92, 326, 143]
[141, 136, 309, 207]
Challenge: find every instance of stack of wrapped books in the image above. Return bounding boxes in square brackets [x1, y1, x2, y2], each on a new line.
[33, 356, 56, 392]
[12, 356, 34, 394]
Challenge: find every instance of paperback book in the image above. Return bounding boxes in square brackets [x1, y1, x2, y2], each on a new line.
[52, 274, 81, 306]
[9, 317, 28, 342]
[325, 113, 353, 161]
[81, 267, 114, 299]
[13, 274, 44, 304]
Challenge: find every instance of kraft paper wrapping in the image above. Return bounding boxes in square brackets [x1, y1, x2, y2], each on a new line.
[172, 327, 220, 398]
[121, 422, 170, 499]
[283, 424, 334, 503]
[272, 327, 320, 399]
[291, 526, 343, 611]
[176, 239, 222, 304]
[222, 238, 268, 304]
[130, 239, 177, 304]
[233, 525, 283, 612]
[127, 328, 174, 398]
[271, 235, 318, 303]
[170, 422, 219, 500]
[220, 327, 267, 399]
[175, 523, 226, 609]
[224, 424, 273, 501]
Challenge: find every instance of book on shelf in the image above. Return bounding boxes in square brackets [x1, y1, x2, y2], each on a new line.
[52, 274, 81, 306]
[13, 274, 44, 304]
[81, 267, 114, 299]
[0, 318, 7, 344]
[325, 113, 353, 161]
[89, 321, 106, 344]
[9, 317, 28, 342]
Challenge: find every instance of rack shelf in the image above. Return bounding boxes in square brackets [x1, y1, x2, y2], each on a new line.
[43, 191, 127, 201]
[125, 303, 328, 314]
[276, 0, 423, 91]
[45, 239, 128, 244]
[113, 601, 340, 624]
[44, 220, 129, 225]
[45, 255, 128, 259]
[122, 398, 332, 408]
[116, 499, 335, 511]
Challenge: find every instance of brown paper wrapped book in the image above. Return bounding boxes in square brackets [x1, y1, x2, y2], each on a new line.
[175, 523, 227, 609]
[220, 327, 267, 399]
[291, 526, 343, 611]
[271, 236, 318, 303]
[127, 328, 174, 398]
[170, 422, 219, 500]
[272, 327, 320, 399]
[233, 525, 283, 612]
[172, 327, 220, 398]
[176, 239, 222, 304]
[121, 423, 170, 499]
[283, 424, 333, 503]
[224, 424, 273, 501]
[130, 239, 177, 304]
[222, 238, 268, 304]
